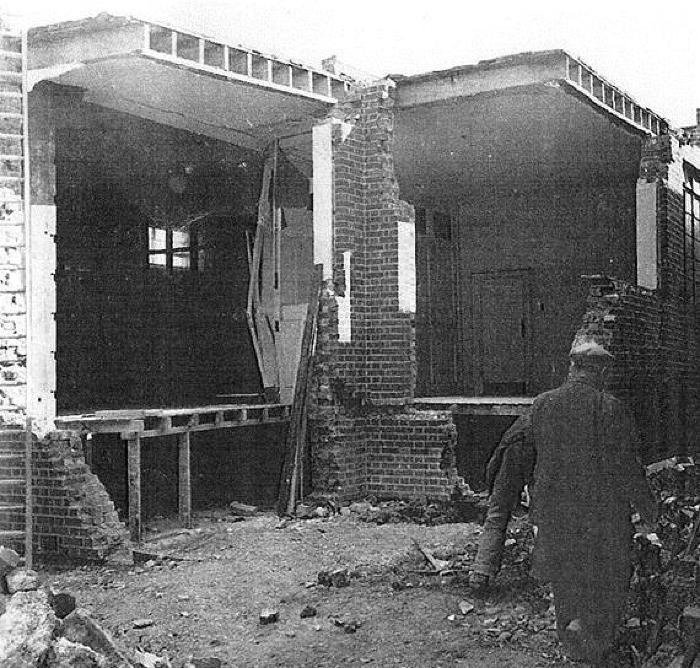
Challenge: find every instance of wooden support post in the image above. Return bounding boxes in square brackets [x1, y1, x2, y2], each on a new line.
[178, 431, 192, 529]
[127, 436, 141, 543]
[24, 416, 33, 570]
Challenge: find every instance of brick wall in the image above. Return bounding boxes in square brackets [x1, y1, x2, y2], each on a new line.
[579, 273, 699, 462]
[0, 34, 27, 425]
[365, 410, 457, 500]
[33, 431, 130, 561]
[0, 427, 130, 561]
[332, 82, 416, 406]
[308, 83, 458, 501]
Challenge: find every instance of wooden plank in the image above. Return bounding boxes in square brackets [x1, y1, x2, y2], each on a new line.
[278, 269, 322, 515]
[127, 436, 142, 543]
[178, 431, 192, 528]
[54, 418, 145, 434]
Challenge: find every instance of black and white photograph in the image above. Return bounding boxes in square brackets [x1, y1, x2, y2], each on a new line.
[0, 1, 698, 665]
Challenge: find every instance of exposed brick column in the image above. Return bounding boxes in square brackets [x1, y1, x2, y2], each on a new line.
[307, 83, 459, 501]
[331, 82, 416, 406]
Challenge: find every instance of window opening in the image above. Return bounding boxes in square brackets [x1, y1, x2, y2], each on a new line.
[683, 165, 700, 304]
[149, 226, 198, 272]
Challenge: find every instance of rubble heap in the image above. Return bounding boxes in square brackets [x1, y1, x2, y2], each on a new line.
[0, 546, 173, 668]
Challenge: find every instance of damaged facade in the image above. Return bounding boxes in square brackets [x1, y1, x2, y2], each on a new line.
[0, 14, 699, 558]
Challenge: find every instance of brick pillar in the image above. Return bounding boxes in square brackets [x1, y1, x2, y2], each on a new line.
[33, 431, 130, 561]
[331, 81, 416, 406]
[306, 84, 461, 501]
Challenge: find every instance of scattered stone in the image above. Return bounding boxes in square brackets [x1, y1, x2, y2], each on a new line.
[294, 504, 316, 519]
[318, 568, 349, 588]
[228, 501, 257, 516]
[50, 591, 77, 620]
[314, 506, 330, 518]
[133, 648, 171, 667]
[458, 600, 475, 615]
[0, 590, 56, 666]
[131, 619, 154, 629]
[300, 605, 317, 619]
[0, 546, 20, 575]
[284, 630, 296, 638]
[187, 659, 222, 668]
[259, 608, 279, 625]
[51, 636, 107, 667]
[332, 618, 360, 633]
[177, 594, 190, 602]
[5, 568, 40, 593]
[61, 608, 132, 666]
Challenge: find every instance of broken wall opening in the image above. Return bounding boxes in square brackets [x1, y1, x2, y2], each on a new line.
[394, 84, 643, 400]
[50, 88, 264, 411]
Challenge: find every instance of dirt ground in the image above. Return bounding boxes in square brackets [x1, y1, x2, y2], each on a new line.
[45, 511, 579, 668]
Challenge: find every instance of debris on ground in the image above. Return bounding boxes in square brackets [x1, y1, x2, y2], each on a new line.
[300, 605, 317, 618]
[259, 608, 279, 625]
[318, 568, 351, 587]
[228, 501, 258, 517]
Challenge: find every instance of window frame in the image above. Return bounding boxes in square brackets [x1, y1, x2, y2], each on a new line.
[148, 225, 200, 273]
[683, 164, 700, 304]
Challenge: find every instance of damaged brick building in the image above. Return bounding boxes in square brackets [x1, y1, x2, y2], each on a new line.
[0, 14, 698, 559]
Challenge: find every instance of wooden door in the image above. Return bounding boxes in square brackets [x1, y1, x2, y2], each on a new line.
[473, 271, 530, 396]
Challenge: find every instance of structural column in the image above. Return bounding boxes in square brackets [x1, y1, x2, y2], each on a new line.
[127, 435, 141, 543]
[178, 431, 192, 528]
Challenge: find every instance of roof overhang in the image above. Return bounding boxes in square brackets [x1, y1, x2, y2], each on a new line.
[394, 49, 668, 138]
[28, 14, 351, 151]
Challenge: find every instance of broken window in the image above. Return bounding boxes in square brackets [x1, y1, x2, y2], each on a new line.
[683, 166, 700, 303]
[149, 226, 199, 272]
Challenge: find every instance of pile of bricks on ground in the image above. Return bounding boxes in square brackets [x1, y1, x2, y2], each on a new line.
[619, 457, 700, 666]
[0, 546, 213, 668]
[293, 488, 488, 525]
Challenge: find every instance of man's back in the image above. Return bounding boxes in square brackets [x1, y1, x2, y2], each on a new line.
[530, 377, 648, 582]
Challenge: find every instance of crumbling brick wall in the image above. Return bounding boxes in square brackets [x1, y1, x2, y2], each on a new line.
[578, 276, 699, 461]
[34, 431, 130, 561]
[0, 427, 130, 561]
[308, 82, 458, 501]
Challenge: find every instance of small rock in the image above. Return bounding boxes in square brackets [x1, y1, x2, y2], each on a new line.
[447, 614, 457, 621]
[134, 648, 172, 667]
[132, 618, 154, 629]
[177, 594, 190, 601]
[625, 617, 642, 628]
[295, 504, 316, 519]
[189, 659, 222, 668]
[458, 600, 475, 615]
[49, 591, 77, 619]
[504, 538, 517, 547]
[259, 608, 279, 625]
[284, 630, 296, 638]
[0, 546, 20, 575]
[51, 637, 106, 667]
[300, 605, 317, 619]
[6, 568, 40, 593]
[315, 506, 330, 518]
[62, 608, 131, 665]
[497, 631, 512, 643]
[228, 501, 257, 516]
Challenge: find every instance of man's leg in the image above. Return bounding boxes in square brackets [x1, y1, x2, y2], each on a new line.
[471, 452, 522, 582]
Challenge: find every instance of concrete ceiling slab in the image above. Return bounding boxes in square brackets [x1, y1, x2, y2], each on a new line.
[394, 84, 643, 203]
[45, 55, 328, 150]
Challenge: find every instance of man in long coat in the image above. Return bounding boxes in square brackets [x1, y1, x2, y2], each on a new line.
[471, 336, 657, 663]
